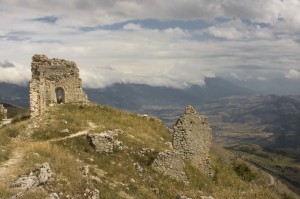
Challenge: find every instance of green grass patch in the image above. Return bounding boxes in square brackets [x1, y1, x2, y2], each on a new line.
[0, 120, 28, 163]
[233, 162, 256, 182]
[20, 142, 89, 198]
[185, 161, 214, 194]
[0, 185, 15, 199]
[32, 104, 172, 150]
[21, 190, 48, 199]
[12, 112, 30, 123]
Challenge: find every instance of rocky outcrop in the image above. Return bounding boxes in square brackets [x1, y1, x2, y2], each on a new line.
[87, 129, 124, 153]
[12, 162, 52, 190]
[152, 105, 214, 181]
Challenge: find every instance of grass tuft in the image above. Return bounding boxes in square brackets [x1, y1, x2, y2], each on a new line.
[233, 162, 256, 182]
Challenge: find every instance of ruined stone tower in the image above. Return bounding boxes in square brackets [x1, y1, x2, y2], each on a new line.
[29, 54, 88, 117]
[152, 105, 214, 181]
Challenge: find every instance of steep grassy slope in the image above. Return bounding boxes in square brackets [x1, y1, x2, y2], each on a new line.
[0, 104, 291, 199]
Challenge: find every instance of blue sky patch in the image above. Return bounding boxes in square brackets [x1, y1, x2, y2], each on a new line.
[79, 18, 215, 32]
[32, 16, 58, 24]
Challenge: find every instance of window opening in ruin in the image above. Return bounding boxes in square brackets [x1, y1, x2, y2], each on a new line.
[56, 87, 65, 104]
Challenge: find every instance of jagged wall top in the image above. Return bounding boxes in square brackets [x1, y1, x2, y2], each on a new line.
[173, 105, 212, 157]
[31, 54, 80, 81]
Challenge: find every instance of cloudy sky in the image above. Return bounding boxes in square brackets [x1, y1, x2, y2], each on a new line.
[1, 0, 300, 88]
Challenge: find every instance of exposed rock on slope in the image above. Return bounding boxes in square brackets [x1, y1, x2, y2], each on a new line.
[87, 129, 124, 153]
[12, 162, 52, 190]
[152, 105, 214, 181]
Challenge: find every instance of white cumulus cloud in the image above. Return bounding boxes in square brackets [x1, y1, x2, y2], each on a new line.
[285, 69, 300, 79]
[0, 0, 300, 88]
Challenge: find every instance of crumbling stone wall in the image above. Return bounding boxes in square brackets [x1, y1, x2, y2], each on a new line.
[173, 105, 214, 176]
[0, 104, 7, 120]
[29, 54, 88, 117]
[152, 105, 214, 181]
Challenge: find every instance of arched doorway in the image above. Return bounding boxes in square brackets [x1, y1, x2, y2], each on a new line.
[55, 87, 65, 104]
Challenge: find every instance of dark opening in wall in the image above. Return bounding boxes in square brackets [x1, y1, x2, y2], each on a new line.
[56, 87, 65, 104]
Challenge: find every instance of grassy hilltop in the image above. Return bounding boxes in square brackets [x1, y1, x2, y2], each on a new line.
[0, 103, 293, 199]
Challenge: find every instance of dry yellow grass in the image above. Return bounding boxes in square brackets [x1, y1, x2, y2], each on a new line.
[0, 104, 289, 199]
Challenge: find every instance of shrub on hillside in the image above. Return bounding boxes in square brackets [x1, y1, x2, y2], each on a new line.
[0, 110, 3, 121]
[233, 162, 255, 181]
[12, 112, 30, 123]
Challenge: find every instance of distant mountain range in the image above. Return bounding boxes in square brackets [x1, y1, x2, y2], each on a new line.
[199, 95, 300, 148]
[0, 82, 29, 108]
[86, 77, 253, 109]
[227, 78, 300, 95]
[0, 77, 253, 109]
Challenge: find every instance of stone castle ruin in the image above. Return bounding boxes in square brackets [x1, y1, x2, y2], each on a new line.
[29, 54, 88, 117]
[152, 105, 214, 181]
[28, 54, 214, 183]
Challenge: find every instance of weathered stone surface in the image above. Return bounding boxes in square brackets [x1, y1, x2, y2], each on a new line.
[133, 162, 144, 176]
[152, 105, 214, 181]
[200, 196, 214, 199]
[85, 189, 100, 199]
[60, 129, 70, 133]
[151, 187, 160, 194]
[38, 162, 52, 184]
[0, 104, 7, 120]
[10, 192, 23, 199]
[29, 54, 88, 117]
[48, 193, 60, 199]
[87, 129, 124, 153]
[12, 175, 39, 190]
[173, 105, 214, 176]
[176, 195, 193, 199]
[12, 162, 52, 190]
[152, 151, 187, 181]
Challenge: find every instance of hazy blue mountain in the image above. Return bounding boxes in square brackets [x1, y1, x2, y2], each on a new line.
[226, 78, 300, 95]
[85, 77, 253, 109]
[0, 82, 29, 108]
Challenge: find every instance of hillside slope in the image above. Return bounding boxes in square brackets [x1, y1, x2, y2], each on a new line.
[0, 104, 295, 199]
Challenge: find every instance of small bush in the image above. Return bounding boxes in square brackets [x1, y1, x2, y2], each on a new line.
[0, 147, 11, 163]
[12, 112, 30, 123]
[233, 162, 255, 181]
[0, 111, 3, 121]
